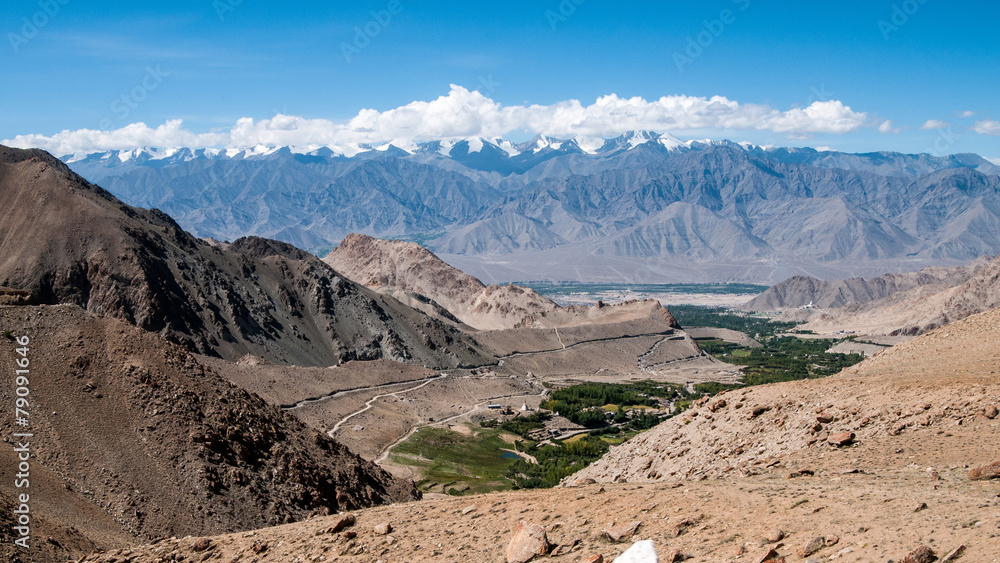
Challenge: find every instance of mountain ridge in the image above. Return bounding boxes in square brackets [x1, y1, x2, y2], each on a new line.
[0, 145, 493, 368]
[62, 136, 1000, 282]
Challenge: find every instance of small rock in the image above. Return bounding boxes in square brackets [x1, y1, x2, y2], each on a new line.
[752, 547, 782, 563]
[581, 555, 604, 563]
[816, 413, 835, 423]
[612, 540, 658, 563]
[827, 432, 855, 447]
[941, 544, 966, 562]
[968, 461, 1000, 480]
[373, 522, 392, 535]
[824, 535, 839, 547]
[604, 520, 642, 542]
[913, 502, 928, 512]
[900, 545, 936, 563]
[462, 505, 477, 515]
[549, 539, 581, 556]
[191, 538, 211, 552]
[763, 528, 784, 543]
[984, 405, 998, 419]
[708, 399, 727, 412]
[797, 537, 825, 558]
[663, 548, 686, 562]
[506, 521, 551, 563]
[329, 514, 356, 533]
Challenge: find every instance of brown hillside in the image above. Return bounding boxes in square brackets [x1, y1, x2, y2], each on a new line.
[0, 146, 491, 368]
[325, 234, 561, 330]
[0, 305, 418, 563]
[797, 254, 1000, 335]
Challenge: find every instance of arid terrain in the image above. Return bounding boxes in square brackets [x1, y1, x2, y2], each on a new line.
[743, 255, 1000, 337]
[78, 307, 1000, 562]
[2, 144, 999, 563]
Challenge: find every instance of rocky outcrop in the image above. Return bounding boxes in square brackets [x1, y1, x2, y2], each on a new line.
[741, 258, 989, 312]
[325, 233, 561, 330]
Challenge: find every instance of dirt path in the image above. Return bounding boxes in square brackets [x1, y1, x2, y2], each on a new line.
[284, 373, 446, 411]
[500, 331, 675, 359]
[327, 374, 448, 436]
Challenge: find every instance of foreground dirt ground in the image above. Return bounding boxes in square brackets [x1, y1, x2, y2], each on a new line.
[77, 466, 999, 562]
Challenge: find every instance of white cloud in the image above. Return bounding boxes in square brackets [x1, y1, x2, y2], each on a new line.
[878, 120, 901, 134]
[958, 110, 975, 118]
[972, 119, 1000, 135]
[920, 119, 948, 130]
[3, 85, 870, 155]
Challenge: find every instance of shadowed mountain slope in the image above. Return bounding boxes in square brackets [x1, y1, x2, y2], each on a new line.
[0, 305, 419, 562]
[0, 145, 492, 368]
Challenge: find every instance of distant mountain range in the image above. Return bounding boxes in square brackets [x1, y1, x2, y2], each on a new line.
[63, 132, 1000, 283]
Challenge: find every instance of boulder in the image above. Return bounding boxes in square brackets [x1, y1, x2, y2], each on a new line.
[900, 545, 936, 563]
[797, 537, 825, 558]
[827, 432, 855, 446]
[752, 547, 782, 562]
[763, 528, 784, 543]
[327, 514, 356, 534]
[968, 461, 1000, 480]
[506, 521, 551, 563]
[604, 520, 642, 542]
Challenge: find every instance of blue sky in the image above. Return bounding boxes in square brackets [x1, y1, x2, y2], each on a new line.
[3, 0, 1000, 159]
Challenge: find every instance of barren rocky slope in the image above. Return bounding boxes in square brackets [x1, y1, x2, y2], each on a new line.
[795, 254, 1000, 335]
[324, 233, 561, 330]
[0, 305, 418, 563]
[79, 309, 1000, 563]
[741, 258, 989, 312]
[577, 306, 1000, 483]
[0, 146, 491, 368]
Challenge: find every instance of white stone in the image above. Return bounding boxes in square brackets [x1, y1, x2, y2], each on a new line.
[613, 540, 658, 563]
